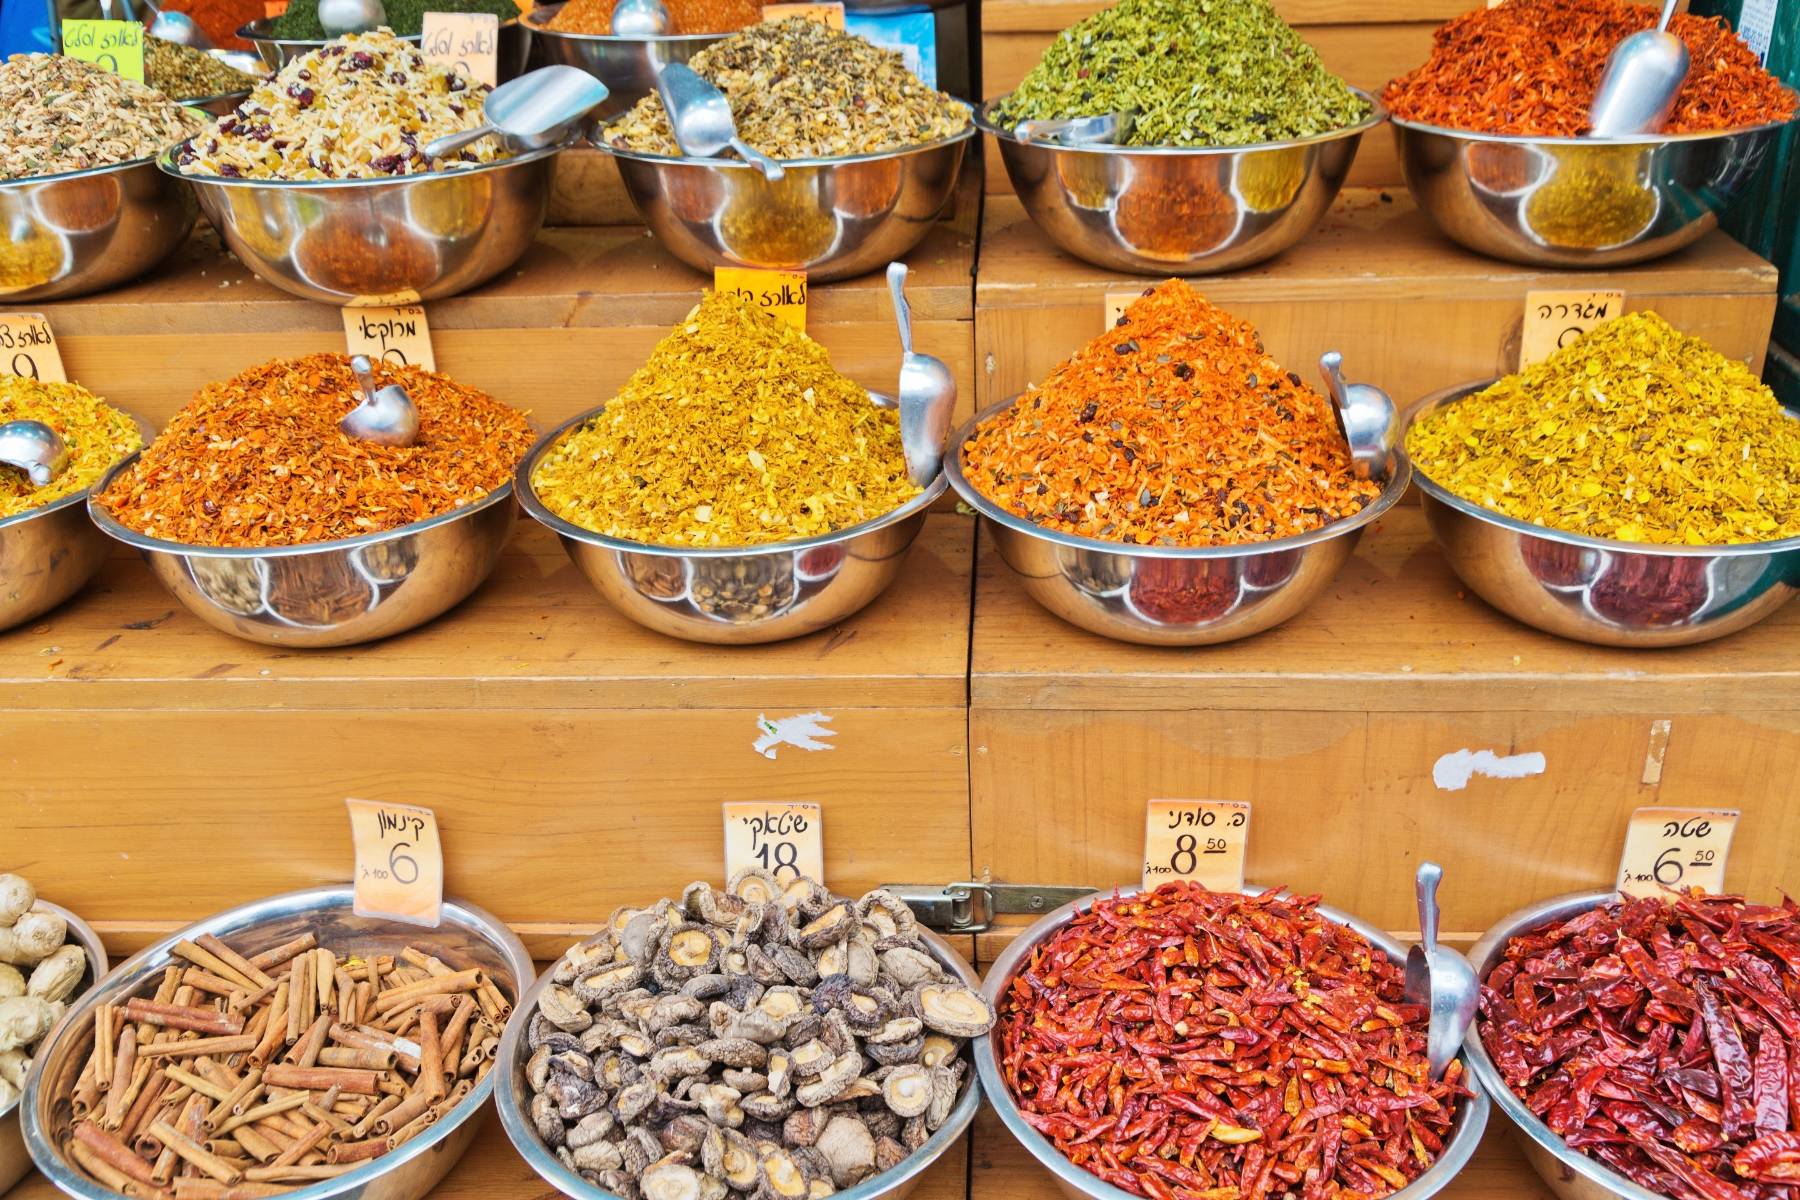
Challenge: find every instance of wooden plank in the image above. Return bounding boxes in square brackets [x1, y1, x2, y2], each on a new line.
[979, 0, 1467, 30]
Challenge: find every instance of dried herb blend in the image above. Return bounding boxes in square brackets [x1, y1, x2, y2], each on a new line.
[1383, 0, 1797, 137]
[271, 0, 519, 39]
[145, 37, 260, 100]
[0, 377, 142, 520]
[963, 281, 1379, 547]
[996, 883, 1464, 1200]
[0, 54, 207, 180]
[531, 290, 920, 548]
[1405, 312, 1800, 546]
[993, 0, 1370, 147]
[605, 18, 969, 159]
[544, 0, 759, 36]
[94, 354, 532, 548]
[1480, 892, 1800, 1200]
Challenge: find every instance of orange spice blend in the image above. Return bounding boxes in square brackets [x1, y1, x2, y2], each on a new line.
[962, 281, 1378, 547]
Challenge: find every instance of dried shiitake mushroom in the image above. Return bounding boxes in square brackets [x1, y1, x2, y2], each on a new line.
[0, 875, 91, 1111]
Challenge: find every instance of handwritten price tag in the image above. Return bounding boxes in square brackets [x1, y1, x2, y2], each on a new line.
[0, 314, 67, 383]
[343, 304, 435, 371]
[1104, 289, 1152, 330]
[1618, 807, 1739, 900]
[714, 267, 808, 332]
[761, 1, 845, 27]
[62, 20, 145, 81]
[1143, 800, 1250, 892]
[724, 802, 823, 885]
[346, 799, 444, 926]
[421, 11, 498, 87]
[1520, 290, 1624, 368]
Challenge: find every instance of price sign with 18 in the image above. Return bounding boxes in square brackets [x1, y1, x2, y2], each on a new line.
[1617, 806, 1739, 899]
[723, 802, 823, 884]
[0, 314, 67, 383]
[1143, 799, 1251, 892]
[345, 798, 444, 926]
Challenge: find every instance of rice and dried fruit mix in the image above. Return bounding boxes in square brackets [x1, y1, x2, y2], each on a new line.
[530, 289, 920, 548]
[0, 53, 207, 181]
[0, 377, 142, 520]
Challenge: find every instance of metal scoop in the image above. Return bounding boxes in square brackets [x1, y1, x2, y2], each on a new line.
[1588, 0, 1689, 136]
[886, 262, 955, 487]
[1319, 351, 1397, 480]
[0, 420, 68, 488]
[1404, 862, 1479, 1082]
[318, 0, 386, 36]
[657, 62, 785, 181]
[138, 0, 215, 49]
[423, 65, 612, 160]
[340, 356, 419, 447]
[1013, 111, 1136, 146]
[609, 0, 670, 36]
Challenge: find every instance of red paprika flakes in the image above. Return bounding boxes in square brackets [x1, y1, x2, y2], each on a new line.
[963, 281, 1378, 548]
[996, 884, 1464, 1200]
[1383, 0, 1796, 137]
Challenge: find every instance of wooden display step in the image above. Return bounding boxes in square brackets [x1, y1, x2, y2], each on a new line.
[974, 190, 1779, 419]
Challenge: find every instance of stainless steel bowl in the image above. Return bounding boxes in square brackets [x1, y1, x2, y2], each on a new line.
[0, 901, 109, 1198]
[517, 406, 945, 644]
[946, 397, 1412, 646]
[88, 452, 518, 647]
[0, 158, 198, 301]
[975, 91, 1383, 275]
[496, 923, 982, 1200]
[0, 411, 153, 633]
[160, 140, 563, 304]
[180, 88, 253, 116]
[1402, 381, 1800, 646]
[977, 886, 1490, 1200]
[1391, 106, 1797, 267]
[21, 886, 530, 1200]
[235, 19, 530, 77]
[600, 112, 974, 282]
[522, 5, 724, 121]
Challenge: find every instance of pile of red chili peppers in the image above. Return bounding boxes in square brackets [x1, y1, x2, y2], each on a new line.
[1480, 892, 1800, 1200]
[995, 883, 1463, 1200]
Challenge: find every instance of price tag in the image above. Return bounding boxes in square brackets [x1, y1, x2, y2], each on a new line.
[723, 802, 823, 884]
[0, 314, 67, 383]
[342, 304, 435, 371]
[345, 798, 443, 926]
[1617, 807, 1739, 899]
[714, 267, 808, 332]
[421, 11, 498, 87]
[1520, 290, 1623, 368]
[761, 2, 845, 27]
[1104, 289, 1150, 330]
[1143, 800, 1250, 892]
[61, 20, 145, 82]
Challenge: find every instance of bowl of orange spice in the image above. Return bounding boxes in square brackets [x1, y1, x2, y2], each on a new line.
[522, 0, 754, 121]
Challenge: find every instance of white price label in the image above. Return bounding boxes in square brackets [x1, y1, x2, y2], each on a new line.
[346, 798, 444, 926]
[1617, 807, 1739, 899]
[724, 802, 823, 885]
[1143, 800, 1250, 892]
[0, 313, 67, 382]
[343, 304, 435, 371]
[1520, 290, 1623, 368]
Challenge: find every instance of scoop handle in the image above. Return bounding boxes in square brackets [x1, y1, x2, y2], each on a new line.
[422, 123, 496, 162]
[730, 136, 785, 181]
[1416, 862, 1443, 951]
[887, 262, 915, 358]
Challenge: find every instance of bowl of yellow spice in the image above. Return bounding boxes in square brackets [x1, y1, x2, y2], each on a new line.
[1402, 312, 1800, 647]
[519, 287, 947, 643]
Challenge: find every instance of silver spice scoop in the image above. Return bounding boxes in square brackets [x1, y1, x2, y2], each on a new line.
[340, 355, 420, 447]
[878, 262, 955, 487]
[423, 65, 612, 161]
[1318, 351, 1397, 480]
[656, 62, 786, 181]
[0, 420, 69, 487]
[1012, 110, 1136, 146]
[609, 0, 670, 35]
[1403, 862, 1479, 1081]
[137, 0, 215, 49]
[1588, 0, 1689, 136]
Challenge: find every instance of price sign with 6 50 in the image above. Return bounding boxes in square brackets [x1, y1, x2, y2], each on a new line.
[345, 798, 443, 926]
[723, 802, 823, 884]
[1617, 807, 1739, 900]
[1143, 800, 1250, 892]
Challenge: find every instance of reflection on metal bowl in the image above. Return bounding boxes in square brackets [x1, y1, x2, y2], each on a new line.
[235, 18, 531, 78]
[523, 4, 724, 121]
[0, 159, 197, 300]
[1402, 381, 1800, 646]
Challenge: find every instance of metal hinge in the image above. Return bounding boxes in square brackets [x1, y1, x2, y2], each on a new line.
[881, 882, 1098, 934]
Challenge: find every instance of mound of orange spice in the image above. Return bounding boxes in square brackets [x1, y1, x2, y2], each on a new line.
[962, 281, 1378, 547]
[95, 354, 533, 548]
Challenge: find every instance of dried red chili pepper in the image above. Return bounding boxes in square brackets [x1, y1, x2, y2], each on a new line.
[995, 883, 1463, 1200]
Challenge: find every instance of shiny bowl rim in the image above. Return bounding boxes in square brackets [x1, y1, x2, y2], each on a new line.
[974, 87, 1386, 156]
[494, 920, 984, 1200]
[597, 100, 976, 170]
[0, 151, 191, 191]
[0, 409, 156, 536]
[1387, 98, 1800, 146]
[0, 899, 110, 1125]
[155, 136, 568, 189]
[20, 885, 531, 1200]
[1401, 379, 1800, 558]
[520, 4, 727, 45]
[177, 87, 254, 108]
[234, 18, 427, 45]
[946, 394, 1412, 559]
[976, 884, 1491, 1200]
[516, 401, 948, 559]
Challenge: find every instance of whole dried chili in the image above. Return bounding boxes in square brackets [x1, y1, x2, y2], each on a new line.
[1480, 892, 1800, 1200]
[996, 884, 1463, 1200]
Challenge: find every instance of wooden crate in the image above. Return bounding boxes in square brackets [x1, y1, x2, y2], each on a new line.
[547, 147, 637, 226]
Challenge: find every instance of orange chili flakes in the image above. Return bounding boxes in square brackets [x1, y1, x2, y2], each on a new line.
[95, 354, 533, 548]
[963, 281, 1378, 547]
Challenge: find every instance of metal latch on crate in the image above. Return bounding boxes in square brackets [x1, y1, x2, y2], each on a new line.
[881, 882, 1098, 933]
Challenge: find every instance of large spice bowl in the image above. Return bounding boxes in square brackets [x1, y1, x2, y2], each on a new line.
[0, 158, 198, 301]
[522, 5, 724, 122]
[1401, 382, 1800, 647]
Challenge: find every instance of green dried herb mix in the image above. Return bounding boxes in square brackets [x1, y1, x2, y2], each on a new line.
[994, 0, 1369, 147]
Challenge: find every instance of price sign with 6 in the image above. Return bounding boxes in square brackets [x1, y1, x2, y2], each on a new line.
[345, 798, 444, 926]
[1143, 799, 1250, 892]
[723, 802, 823, 884]
[1617, 806, 1739, 900]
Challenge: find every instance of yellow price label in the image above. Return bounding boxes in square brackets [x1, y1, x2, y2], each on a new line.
[0, 314, 66, 383]
[761, 2, 845, 27]
[421, 11, 499, 87]
[714, 267, 808, 332]
[1617, 807, 1739, 900]
[723, 802, 823, 885]
[1520, 290, 1623, 368]
[346, 799, 443, 927]
[1143, 800, 1250, 893]
[343, 304, 435, 371]
[62, 20, 145, 82]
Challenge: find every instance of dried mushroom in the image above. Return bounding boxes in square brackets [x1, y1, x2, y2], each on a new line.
[913, 983, 995, 1038]
[0, 876, 90, 1100]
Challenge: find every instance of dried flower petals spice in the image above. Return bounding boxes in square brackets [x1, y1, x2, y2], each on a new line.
[94, 354, 532, 548]
[996, 883, 1464, 1200]
[0, 377, 142, 520]
[0, 54, 207, 181]
[544, 0, 758, 35]
[605, 19, 969, 159]
[1383, 0, 1797, 137]
[145, 36, 260, 100]
[531, 290, 919, 547]
[1480, 892, 1800, 1200]
[1405, 313, 1800, 546]
[963, 281, 1379, 547]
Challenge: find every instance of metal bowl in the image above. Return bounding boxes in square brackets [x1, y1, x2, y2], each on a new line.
[977, 886, 1490, 1200]
[160, 140, 564, 304]
[975, 91, 1383, 275]
[946, 396, 1412, 645]
[235, 19, 530, 78]
[1391, 106, 1797, 267]
[0, 411, 154, 634]
[173, 49, 271, 117]
[88, 451, 518, 647]
[180, 88, 253, 116]
[521, 4, 724, 121]
[1402, 382, 1800, 646]
[599, 112, 974, 282]
[517, 405, 946, 644]
[21, 886, 530, 1200]
[0, 901, 109, 1198]
[496, 922, 982, 1200]
[0, 158, 198, 302]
